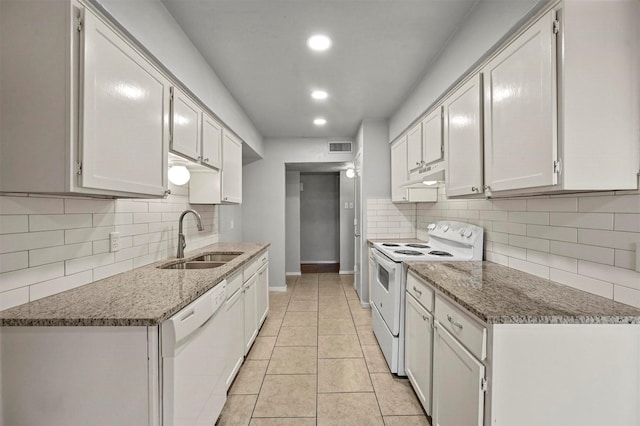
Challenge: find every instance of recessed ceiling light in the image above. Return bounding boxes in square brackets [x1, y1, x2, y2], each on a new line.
[307, 34, 332, 51]
[313, 118, 327, 126]
[311, 90, 328, 100]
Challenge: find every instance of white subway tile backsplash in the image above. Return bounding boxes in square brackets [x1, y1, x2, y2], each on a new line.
[526, 225, 577, 243]
[133, 212, 162, 224]
[29, 214, 93, 232]
[613, 286, 640, 309]
[578, 261, 640, 291]
[491, 242, 527, 260]
[485, 251, 509, 266]
[508, 258, 549, 279]
[29, 242, 93, 267]
[493, 221, 526, 236]
[30, 271, 93, 301]
[549, 269, 614, 299]
[0, 196, 64, 215]
[0, 231, 64, 254]
[578, 229, 639, 251]
[549, 241, 615, 265]
[493, 199, 526, 211]
[508, 234, 550, 252]
[508, 211, 549, 225]
[0, 251, 29, 274]
[93, 239, 110, 255]
[579, 194, 640, 213]
[0, 286, 29, 310]
[526, 250, 577, 273]
[65, 253, 115, 275]
[0, 262, 65, 292]
[614, 249, 636, 270]
[93, 259, 133, 281]
[93, 213, 133, 227]
[65, 226, 114, 244]
[115, 245, 149, 262]
[549, 213, 614, 230]
[526, 197, 577, 212]
[614, 214, 640, 232]
[479, 210, 509, 221]
[115, 200, 149, 213]
[0, 215, 29, 234]
[64, 198, 114, 214]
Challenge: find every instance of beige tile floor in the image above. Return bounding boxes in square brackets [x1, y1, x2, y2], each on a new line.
[218, 273, 430, 426]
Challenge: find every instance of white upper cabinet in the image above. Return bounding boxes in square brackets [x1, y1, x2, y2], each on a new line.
[201, 113, 223, 170]
[422, 107, 444, 166]
[482, 10, 557, 193]
[0, 1, 170, 197]
[391, 137, 409, 202]
[445, 74, 484, 197]
[221, 130, 243, 204]
[407, 123, 423, 174]
[170, 87, 201, 162]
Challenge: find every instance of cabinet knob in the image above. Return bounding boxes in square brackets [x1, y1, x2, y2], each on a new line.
[164, 189, 171, 197]
[483, 185, 491, 192]
[416, 161, 421, 166]
[204, 158, 209, 162]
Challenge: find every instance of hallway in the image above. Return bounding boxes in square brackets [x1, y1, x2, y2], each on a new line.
[218, 273, 429, 425]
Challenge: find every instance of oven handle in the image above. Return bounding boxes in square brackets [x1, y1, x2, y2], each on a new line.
[372, 249, 399, 271]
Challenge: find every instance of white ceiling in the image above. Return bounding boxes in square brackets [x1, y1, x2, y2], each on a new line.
[161, 0, 478, 139]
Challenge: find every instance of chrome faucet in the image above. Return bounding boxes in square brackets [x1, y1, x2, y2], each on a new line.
[177, 209, 205, 258]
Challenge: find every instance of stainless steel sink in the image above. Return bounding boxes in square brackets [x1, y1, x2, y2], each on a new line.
[190, 253, 241, 262]
[159, 261, 226, 270]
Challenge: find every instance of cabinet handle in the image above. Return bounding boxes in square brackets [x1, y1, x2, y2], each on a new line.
[422, 315, 428, 322]
[412, 286, 422, 296]
[471, 186, 478, 192]
[204, 158, 209, 162]
[483, 185, 491, 192]
[447, 314, 463, 330]
[416, 162, 421, 166]
[164, 189, 171, 197]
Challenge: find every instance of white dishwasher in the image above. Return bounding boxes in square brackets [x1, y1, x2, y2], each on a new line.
[161, 280, 228, 426]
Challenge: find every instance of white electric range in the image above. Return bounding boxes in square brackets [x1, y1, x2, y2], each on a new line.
[370, 221, 484, 375]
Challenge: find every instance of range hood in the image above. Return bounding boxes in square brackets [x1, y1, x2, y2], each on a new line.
[401, 160, 446, 187]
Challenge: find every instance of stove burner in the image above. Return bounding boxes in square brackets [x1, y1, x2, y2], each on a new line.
[394, 250, 424, 256]
[405, 243, 430, 249]
[382, 243, 401, 247]
[429, 250, 453, 257]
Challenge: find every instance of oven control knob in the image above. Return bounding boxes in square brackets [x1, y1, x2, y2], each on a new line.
[442, 225, 449, 232]
[458, 228, 465, 236]
[427, 223, 436, 231]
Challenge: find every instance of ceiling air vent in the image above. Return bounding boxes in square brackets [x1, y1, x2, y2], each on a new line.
[328, 141, 352, 154]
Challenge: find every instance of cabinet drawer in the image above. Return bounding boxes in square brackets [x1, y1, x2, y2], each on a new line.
[435, 295, 486, 360]
[407, 271, 434, 312]
[227, 269, 243, 298]
[243, 251, 269, 282]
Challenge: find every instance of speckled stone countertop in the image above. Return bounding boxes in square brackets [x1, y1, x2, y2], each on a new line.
[0, 242, 269, 327]
[406, 261, 640, 325]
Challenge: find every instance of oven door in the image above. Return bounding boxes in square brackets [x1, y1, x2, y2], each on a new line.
[371, 249, 403, 336]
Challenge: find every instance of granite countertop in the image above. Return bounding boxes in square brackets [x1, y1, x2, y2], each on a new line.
[406, 261, 640, 325]
[0, 242, 270, 327]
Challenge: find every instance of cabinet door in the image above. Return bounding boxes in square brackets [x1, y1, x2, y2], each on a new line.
[445, 74, 484, 197]
[201, 112, 222, 169]
[432, 323, 485, 426]
[391, 137, 409, 202]
[256, 264, 269, 327]
[170, 87, 201, 161]
[422, 107, 443, 166]
[243, 274, 258, 355]
[407, 123, 423, 174]
[224, 288, 245, 390]
[405, 293, 433, 415]
[80, 9, 169, 196]
[482, 10, 557, 192]
[222, 130, 243, 204]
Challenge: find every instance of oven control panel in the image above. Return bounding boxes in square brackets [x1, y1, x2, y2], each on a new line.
[428, 221, 484, 246]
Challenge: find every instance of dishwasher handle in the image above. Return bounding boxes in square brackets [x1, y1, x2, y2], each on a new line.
[162, 280, 227, 355]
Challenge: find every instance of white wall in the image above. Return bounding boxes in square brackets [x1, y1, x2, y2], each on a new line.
[242, 139, 353, 289]
[285, 171, 301, 275]
[300, 173, 340, 263]
[339, 171, 355, 273]
[389, 0, 545, 140]
[0, 186, 218, 311]
[218, 204, 242, 242]
[94, 0, 264, 156]
[355, 119, 391, 304]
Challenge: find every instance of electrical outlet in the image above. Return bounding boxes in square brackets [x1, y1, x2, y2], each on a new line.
[349, 202, 354, 209]
[110, 232, 120, 252]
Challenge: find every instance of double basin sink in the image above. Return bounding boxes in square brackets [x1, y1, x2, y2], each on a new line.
[158, 252, 241, 270]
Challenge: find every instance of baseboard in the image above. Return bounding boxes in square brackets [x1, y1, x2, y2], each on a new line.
[299, 260, 340, 264]
[339, 270, 355, 274]
[286, 272, 301, 276]
[360, 301, 371, 308]
[269, 285, 288, 292]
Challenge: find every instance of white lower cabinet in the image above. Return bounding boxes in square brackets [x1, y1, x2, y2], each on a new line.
[404, 293, 433, 415]
[223, 271, 245, 390]
[243, 273, 259, 355]
[257, 263, 270, 327]
[432, 323, 485, 426]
